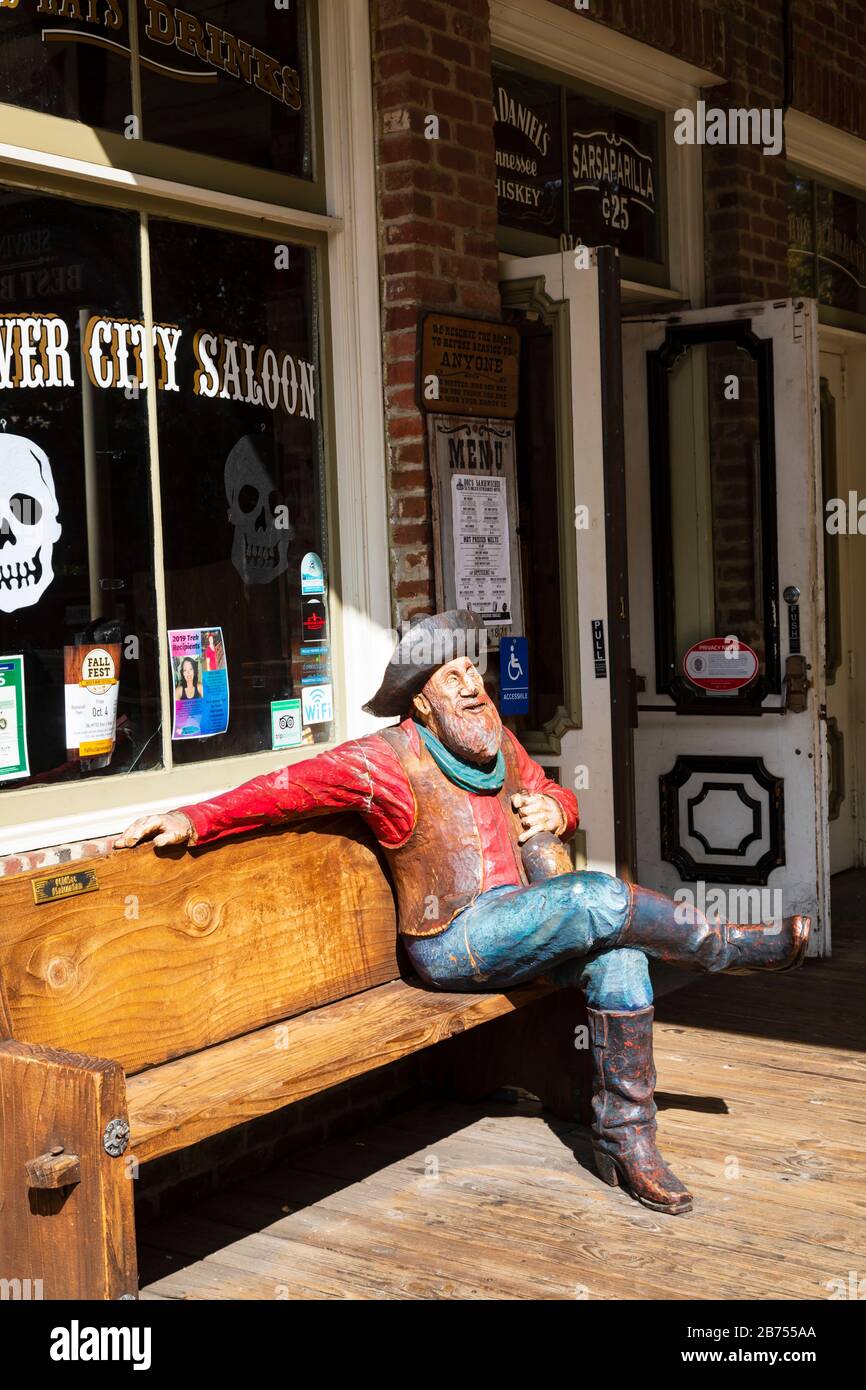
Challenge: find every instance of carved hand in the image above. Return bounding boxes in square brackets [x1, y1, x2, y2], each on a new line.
[114, 810, 197, 850]
[511, 791, 567, 844]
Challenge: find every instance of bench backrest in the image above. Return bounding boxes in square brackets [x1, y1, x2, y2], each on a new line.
[0, 816, 398, 1075]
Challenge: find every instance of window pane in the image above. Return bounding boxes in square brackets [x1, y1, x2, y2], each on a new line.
[788, 174, 815, 297]
[815, 182, 866, 318]
[0, 187, 161, 790]
[138, 0, 312, 177]
[148, 218, 331, 764]
[492, 63, 563, 239]
[513, 324, 564, 733]
[567, 92, 662, 262]
[668, 341, 765, 673]
[0, 2, 132, 133]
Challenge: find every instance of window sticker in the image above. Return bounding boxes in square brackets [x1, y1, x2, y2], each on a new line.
[224, 434, 291, 586]
[0, 431, 63, 613]
[0, 654, 29, 782]
[169, 626, 229, 739]
[271, 697, 302, 750]
[301, 682, 333, 726]
[300, 551, 324, 595]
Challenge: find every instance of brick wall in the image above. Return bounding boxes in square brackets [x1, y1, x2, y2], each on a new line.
[372, 0, 502, 623]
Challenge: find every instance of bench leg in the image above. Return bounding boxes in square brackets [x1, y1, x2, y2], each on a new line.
[422, 988, 593, 1125]
[0, 1041, 138, 1301]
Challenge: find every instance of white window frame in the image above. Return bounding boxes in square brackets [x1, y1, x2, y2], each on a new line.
[0, 0, 390, 855]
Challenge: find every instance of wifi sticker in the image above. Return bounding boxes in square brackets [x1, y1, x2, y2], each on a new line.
[301, 683, 333, 725]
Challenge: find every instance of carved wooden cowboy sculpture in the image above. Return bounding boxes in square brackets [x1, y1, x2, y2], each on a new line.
[118, 610, 810, 1216]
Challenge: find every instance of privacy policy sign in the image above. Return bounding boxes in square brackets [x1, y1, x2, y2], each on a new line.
[683, 638, 759, 693]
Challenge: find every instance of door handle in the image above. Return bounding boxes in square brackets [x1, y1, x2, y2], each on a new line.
[781, 654, 810, 714]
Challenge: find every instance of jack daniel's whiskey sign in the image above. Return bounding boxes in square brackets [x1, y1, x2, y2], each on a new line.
[493, 67, 563, 234]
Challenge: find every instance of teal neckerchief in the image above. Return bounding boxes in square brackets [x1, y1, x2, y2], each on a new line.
[414, 720, 505, 793]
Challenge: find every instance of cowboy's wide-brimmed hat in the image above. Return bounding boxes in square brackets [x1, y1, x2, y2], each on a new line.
[363, 609, 487, 718]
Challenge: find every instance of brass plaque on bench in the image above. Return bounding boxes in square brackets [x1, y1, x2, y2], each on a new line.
[31, 868, 99, 905]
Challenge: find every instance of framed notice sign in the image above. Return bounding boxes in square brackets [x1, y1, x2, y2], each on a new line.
[428, 416, 524, 648]
[420, 314, 520, 419]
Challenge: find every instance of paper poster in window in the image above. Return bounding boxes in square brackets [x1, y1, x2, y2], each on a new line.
[64, 643, 121, 769]
[169, 627, 230, 740]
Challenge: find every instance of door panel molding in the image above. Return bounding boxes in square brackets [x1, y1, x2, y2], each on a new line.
[659, 754, 785, 885]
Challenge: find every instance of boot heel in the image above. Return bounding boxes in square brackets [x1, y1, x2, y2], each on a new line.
[594, 1150, 620, 1188]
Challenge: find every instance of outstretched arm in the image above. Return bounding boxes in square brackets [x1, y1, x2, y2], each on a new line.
[114, 735, 415, 850]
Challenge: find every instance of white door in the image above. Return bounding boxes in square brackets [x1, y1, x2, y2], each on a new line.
[623, 299, 830, 953]
[500, 249, 623, 876]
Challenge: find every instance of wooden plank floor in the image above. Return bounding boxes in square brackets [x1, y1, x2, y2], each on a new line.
[138, 872, 866, 1300]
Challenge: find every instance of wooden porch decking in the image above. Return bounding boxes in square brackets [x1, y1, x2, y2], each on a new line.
[138, 873, 866, 1300]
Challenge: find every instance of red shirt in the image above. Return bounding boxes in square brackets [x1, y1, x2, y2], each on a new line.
[180, 720, 579, 892]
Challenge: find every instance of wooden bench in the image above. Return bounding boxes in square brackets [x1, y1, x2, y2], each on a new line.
[0, 816, 588, 1300]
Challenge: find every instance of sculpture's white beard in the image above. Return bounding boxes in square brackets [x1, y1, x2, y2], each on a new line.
[432, 695, 502, 765]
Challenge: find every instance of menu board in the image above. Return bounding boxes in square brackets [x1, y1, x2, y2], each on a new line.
[428, 416, 524, 648]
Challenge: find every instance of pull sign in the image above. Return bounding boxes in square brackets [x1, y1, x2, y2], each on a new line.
[591, 619, 607, 678]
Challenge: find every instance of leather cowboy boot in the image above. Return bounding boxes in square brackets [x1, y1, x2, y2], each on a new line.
[586, 1005, 692, 1215]
[617, 885, 810, 974]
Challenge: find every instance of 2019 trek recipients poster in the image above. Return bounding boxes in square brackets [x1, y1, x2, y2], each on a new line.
[169, 627, 230, 740]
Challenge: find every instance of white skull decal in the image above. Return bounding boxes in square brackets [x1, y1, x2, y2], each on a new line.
[224, 435, 290, 585]
[0, 433, 62, 613]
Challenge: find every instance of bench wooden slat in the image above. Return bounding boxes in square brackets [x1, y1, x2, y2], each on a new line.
[0, 817, 397, 1075]
[126, 977, 551, 1163]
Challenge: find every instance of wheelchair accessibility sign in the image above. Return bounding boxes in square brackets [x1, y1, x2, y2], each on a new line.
[500, 636, 529, 714]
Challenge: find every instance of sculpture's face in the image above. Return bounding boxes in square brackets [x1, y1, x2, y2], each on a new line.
[415, 656, 502, 764]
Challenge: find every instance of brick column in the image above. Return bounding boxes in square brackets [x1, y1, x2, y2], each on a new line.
[702, 0, 789, 304]
[373, 0, 501, 623]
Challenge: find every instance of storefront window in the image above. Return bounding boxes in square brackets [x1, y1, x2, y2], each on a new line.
[0, 0, 340, 812]
[0, 2, 313, 180]
[149, 218, 331, 762]
[138, 0, 312, 177]
[0, 186, 161, 789]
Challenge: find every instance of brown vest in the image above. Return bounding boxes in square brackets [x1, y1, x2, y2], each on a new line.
[379, 724, 529, 937]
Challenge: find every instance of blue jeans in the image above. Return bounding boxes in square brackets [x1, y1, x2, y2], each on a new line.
[404, 872, 653, 1011]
